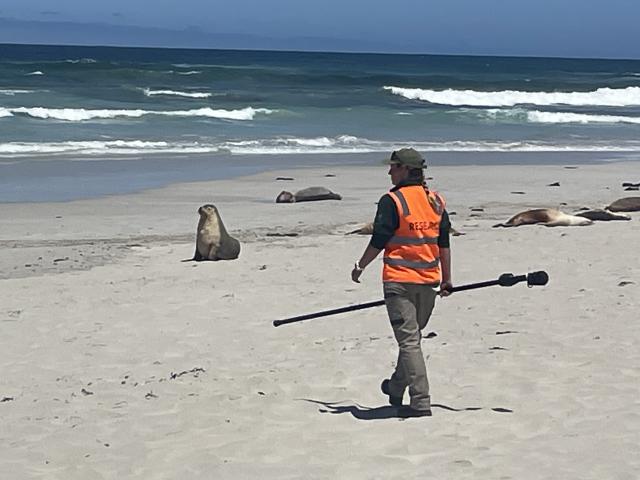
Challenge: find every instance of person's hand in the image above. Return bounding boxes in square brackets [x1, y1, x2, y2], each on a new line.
[351, 263, 364, 283]
[439, 281, 453, 297]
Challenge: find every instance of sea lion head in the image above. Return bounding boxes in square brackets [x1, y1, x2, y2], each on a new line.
[276, 191, 295, 203]
[198, 204, 219, 217]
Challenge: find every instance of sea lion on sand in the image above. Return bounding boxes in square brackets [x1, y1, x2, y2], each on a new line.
[347, 223, 374, 235]
[606, 197, 640, 212]
[493, 208, 593, 228]
[574, 209, 631, 221]
[192, 204, 240, 261]
[276, 191, 295, 203]
[276, 186, 342, 203]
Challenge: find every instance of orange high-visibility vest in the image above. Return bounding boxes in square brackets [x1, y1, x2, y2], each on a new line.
[383, 185, 445, 284]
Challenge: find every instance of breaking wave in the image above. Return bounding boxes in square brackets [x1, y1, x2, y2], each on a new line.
[4, 106, 273, 121]
[478, 108, 640, 124]
[0, 89, 32, 95]
[527, 110, 640, 124]
[143, 88, 211, 98]
[65, 58, 97, 64]
[384, 86, 640, 107]
[3, 136, 640, 157]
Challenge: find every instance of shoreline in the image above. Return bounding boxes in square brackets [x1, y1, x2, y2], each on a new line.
[1, 160, 638, 280]
[1, 150, 639, 203]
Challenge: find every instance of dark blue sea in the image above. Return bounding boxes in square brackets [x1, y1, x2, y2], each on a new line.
[1, 43, 640, 201]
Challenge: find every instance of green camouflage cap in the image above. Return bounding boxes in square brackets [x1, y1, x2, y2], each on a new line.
[384, 148, 426, 169]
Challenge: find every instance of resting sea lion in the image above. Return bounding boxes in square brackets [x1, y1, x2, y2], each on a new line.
[347, 223, 374, 235]
[192, 204, 240, 261]
[574, 209, 631, 221]
[276, 186, 342, 203]
[493, 208, 593, 228]
[606, 197, 640, 212]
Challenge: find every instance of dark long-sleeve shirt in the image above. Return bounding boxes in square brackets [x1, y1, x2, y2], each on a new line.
[370, 179, 451, 250]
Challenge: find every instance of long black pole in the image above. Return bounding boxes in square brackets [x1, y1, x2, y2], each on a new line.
[273, 299, 385, 327]
[272, 271, 546, 327]
[445, 274, 526, 293]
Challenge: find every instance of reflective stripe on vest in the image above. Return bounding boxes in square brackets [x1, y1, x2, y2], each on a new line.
[383, 185, 445, 284]
[388, 235, 438, 245]
[394, 190, 411, 216]
[383, 257, 440, 269]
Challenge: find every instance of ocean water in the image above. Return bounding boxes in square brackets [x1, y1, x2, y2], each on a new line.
[1, 43, 640, 200]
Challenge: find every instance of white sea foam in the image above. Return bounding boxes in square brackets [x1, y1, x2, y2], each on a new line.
[12, 107, 148, 121]
[223, 135, 364, 153]
[167, 107, 272, 120]
[143, 88, 211, 98]
[0, 89, 32, 95]
[3, 136, 640, 158]
[479, 108, 527, 121]
[8, 106, 273, 121]
[0, 140, 198, 155]
[462, 107, 640, 125]
[26, 71, 44, 76]
[527, 110, 640, 124]
[176, 71, 202, 75]
[0, 108, 13, 118]
[384, 85, 640, 107]
[65, 58, 97, 64]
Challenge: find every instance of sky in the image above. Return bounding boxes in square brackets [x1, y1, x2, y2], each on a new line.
[1, 0, 639, 59]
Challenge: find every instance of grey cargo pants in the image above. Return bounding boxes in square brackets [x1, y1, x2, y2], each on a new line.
[383, 281, 438, 411]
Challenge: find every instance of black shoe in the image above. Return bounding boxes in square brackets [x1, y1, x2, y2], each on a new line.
[381, 379, 403, 407]
[397, 406, 432, 418]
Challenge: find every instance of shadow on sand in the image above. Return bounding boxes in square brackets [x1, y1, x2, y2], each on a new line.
[300, 399, 510, 420]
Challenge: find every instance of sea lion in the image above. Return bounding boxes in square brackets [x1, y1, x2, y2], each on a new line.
[276, 191, 295, 203]
[192, 204, 240, 261]
[276, 186, 342, 203]
[493, 208, 593, 228]
[574, 209, 631, 221]
[607, 197, 640, 212]
[347, 223, 374, 235]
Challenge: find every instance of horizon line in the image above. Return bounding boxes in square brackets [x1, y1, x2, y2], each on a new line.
[2, 41, 640, 63]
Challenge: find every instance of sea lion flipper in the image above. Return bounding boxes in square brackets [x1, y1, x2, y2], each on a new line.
[347, 222, 374, 235]
[193, 248, 204, 261]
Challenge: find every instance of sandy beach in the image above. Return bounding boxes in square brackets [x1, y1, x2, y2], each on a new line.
[1, 159, 639, 479]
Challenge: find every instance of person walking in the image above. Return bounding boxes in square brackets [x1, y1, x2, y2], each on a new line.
[351, 148, 452, 418]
